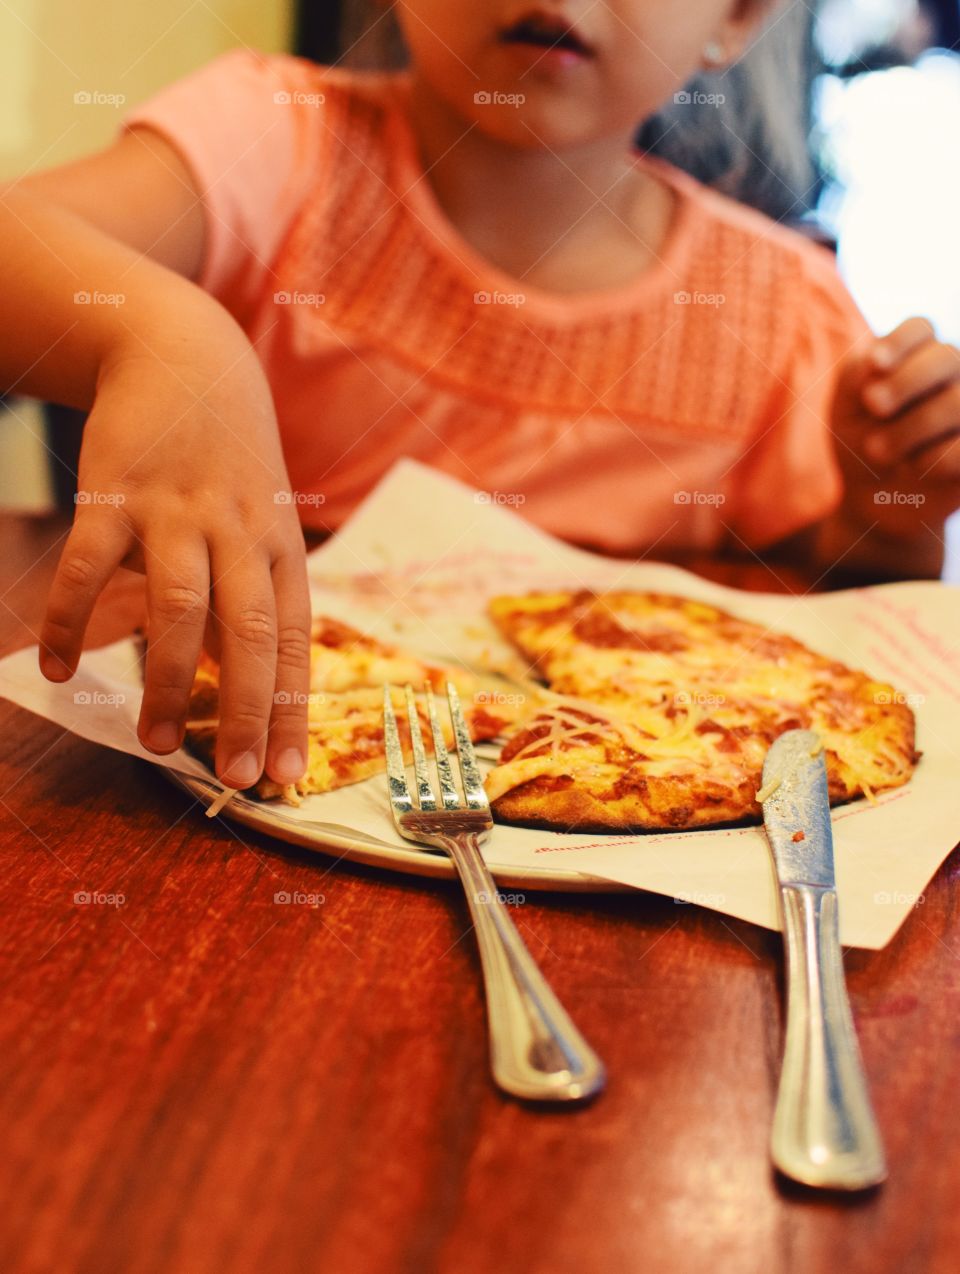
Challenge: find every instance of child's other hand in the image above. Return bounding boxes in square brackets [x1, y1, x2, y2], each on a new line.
[38, 314, 312, 792]
[834, 317, 960, 534]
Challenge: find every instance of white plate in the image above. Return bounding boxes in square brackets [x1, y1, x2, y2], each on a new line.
[164, 769, 629, 893]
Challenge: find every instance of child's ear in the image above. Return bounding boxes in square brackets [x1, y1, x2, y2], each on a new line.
[702, 0, 780, 70]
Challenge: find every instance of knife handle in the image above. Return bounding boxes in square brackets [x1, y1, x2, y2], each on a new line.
[772, 884, 887, 1190]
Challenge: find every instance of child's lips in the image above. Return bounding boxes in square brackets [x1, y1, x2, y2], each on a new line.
[501, 42, 592, 73]
[498, 9, 596, 66]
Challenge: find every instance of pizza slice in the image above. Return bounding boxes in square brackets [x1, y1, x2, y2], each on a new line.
[485, 590, 919, 831]
[184, 615, 527, 804]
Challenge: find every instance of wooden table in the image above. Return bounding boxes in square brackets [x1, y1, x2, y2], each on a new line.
[1, 514, 958, 1274]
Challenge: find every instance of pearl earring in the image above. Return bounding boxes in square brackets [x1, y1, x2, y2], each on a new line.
[702, 40, 725, 67]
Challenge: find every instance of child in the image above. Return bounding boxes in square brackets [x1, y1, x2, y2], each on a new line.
[1, 0, 958, 793]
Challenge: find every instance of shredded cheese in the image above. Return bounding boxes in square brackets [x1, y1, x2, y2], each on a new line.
[206, 786, 239, 818]
[488, 594, 917, 812]
[755, 776, 782, 804]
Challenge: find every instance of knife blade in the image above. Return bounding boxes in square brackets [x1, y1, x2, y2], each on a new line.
[760, 728, 887, 1190]
[761, 728, 835, 888]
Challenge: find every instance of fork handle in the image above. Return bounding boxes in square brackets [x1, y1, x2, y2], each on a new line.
[438, 832, 606, 1103]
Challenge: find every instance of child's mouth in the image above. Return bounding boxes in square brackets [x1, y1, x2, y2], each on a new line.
[499, 10, 595, 62]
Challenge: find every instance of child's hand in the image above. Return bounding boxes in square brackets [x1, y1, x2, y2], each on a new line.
[38, 318, 312, 791]
[833, 318, 960, 541]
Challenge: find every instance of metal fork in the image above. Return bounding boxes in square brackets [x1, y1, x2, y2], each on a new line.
[383, 682, 606, 1102]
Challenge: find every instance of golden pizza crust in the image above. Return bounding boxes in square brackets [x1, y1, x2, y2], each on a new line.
[490, 773, 755, 833]
[488, 742, 914, 833]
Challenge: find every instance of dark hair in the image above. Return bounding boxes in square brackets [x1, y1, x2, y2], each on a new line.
[334, 0, 819, 221]
[638, 4, 820, 220]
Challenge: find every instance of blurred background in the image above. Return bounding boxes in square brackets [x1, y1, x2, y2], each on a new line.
[1, 0, 959, 567]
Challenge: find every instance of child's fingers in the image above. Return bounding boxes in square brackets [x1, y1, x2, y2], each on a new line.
[39, 514, 131, 681]
[863, 338, 960, 419]
[865, 380, 960, 466]
[910, 430, 960, 482]
[829, 329, 877, 430]
[137, 533, 210, 755]
[870, 316, 937, 372]
[264, 548, 312, 787]
[209, 550, 278, 790]
[202, 607, 222, 664]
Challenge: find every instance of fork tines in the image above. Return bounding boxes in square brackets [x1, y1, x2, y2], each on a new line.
[383, 682, 489, 818]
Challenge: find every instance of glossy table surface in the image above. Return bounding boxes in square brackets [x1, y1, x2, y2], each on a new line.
[1, 513, 958, 1274]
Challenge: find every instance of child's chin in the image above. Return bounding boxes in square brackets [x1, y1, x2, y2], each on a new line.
[466, 95, 612, 152]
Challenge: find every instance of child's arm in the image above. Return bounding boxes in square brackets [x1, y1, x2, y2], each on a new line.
[0, 133, 311, 790]
[819, 318, 960, 579]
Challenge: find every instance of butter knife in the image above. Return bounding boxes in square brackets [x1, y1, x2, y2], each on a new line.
[760, 729, 887, 1190]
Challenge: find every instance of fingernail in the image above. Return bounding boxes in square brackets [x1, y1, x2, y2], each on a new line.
[146, 721, 180, 752]
[224, 751, 260, 787]
[41, 653, 70, 681]
[275, 747, 306, 782]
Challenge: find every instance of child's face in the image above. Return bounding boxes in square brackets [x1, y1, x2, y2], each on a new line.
[395, 0, 769, 147]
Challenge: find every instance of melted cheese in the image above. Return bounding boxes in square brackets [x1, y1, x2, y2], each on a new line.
[487, 592, 917, 813]
[489, 695, 745, 801]
[511, 695, 708, 760]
